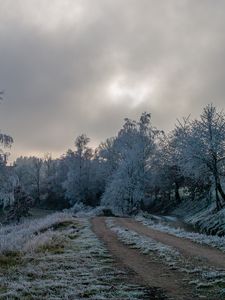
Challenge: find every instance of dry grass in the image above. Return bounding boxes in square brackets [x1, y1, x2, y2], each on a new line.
[0, 214, 151, 300]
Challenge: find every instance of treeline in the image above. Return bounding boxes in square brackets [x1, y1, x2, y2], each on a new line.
[1, 104, 225, 215]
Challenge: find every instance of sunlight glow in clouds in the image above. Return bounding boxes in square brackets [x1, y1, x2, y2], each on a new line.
[108, 76, 155, 108]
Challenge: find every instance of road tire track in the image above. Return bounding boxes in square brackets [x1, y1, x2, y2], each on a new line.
[92, 217, 199, 300]
[116, 217, 225, 269]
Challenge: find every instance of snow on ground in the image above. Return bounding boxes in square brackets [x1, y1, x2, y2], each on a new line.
[136, 214, 225, 253]
[106, 218, 225, 298]
[0, 213, 150, 299]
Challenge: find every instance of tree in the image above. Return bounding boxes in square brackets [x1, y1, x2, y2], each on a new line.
[171, 105, 225, 210]
[40, 154, 70, 209]
[14, 157, 44, 204]
[64, 134, 94, 206]
[0, 92, 14, 209]
[101, 113, 159, 214]
[0, 91, 13, 157]
[5, 186, 34, 223]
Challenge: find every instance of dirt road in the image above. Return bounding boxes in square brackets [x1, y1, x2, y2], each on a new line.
[92, 217, 200, 300]
[117, 217, 225, 269]
[92, 217, 225, 300]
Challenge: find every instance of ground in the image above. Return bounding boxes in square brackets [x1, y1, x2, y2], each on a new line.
[1, 211, 225, 299]
[0, 212, 158, 300]
[93, 217, 225, 299]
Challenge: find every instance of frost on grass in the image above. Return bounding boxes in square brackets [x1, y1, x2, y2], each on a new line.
[0, 214, 150, 300]
[175, 200, 225, 236]
[106, 218, 225, 299]
[106, 218, 180, 264]
[0, 212, 76, 256]
[136, 214, 225, 253]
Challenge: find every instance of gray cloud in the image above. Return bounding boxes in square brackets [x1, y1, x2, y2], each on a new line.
[0, 0, 225, 160]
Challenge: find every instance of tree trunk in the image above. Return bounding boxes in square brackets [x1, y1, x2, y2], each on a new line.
[217, 181, 225, 205]
[190, 186, 195, 201]
[213, 161, 223, 210]
[36, 178, 40, 206]
[168, 190, 171, 202]
[175, 181, 181, 203]
[215, 185, 222, 211]
[154, 189, 158, 201]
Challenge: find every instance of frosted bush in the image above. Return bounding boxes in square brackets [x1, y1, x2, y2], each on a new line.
[70, 202, 92, 214]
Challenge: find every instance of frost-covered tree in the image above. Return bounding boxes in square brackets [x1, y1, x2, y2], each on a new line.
[8, 104, 225, 216]
[41, 154, 59, 208]
[5, 186, 34, 223]
[0, 91, 13, 158]
[170, 105, 225, 210]
[14, 157, 44, 204]
[64, 134, 94, 206]
[101, 113, 159, 214]
[97, 137, 119, 179]
[0, 93, 14, 209]
[40, 154, 70, 209]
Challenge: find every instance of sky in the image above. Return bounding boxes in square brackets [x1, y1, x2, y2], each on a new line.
[0, 0, 225, 161]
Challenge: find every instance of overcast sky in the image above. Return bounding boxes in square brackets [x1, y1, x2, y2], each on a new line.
[0, 0, 225, 161]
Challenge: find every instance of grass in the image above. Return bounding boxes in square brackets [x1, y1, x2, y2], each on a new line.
[0, 213, 153, 300]
[35, 238, 66, 254]
[51, 219, 78, 231]
[0, 251, 22, 268]
[0, 212, 76, 254]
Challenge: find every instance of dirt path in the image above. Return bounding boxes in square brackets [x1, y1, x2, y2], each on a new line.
[92, 217, 199, 300]
[116, 217, 225, 269]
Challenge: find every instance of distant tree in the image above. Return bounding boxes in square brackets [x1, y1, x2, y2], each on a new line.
[41, 153, 56, 207]
[39, 154, 69, 209]
[64, 134, 94, 206]
[0, 91, 14, 209]
[5, 186, 34, 223]
[0, 92, 13, 162]
[14, 157, 44, 204]
[8, 103, 225, 216]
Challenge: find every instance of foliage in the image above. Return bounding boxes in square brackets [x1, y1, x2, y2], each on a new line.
[5, 186, 34, 223]
[4, 104, 225, 221]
